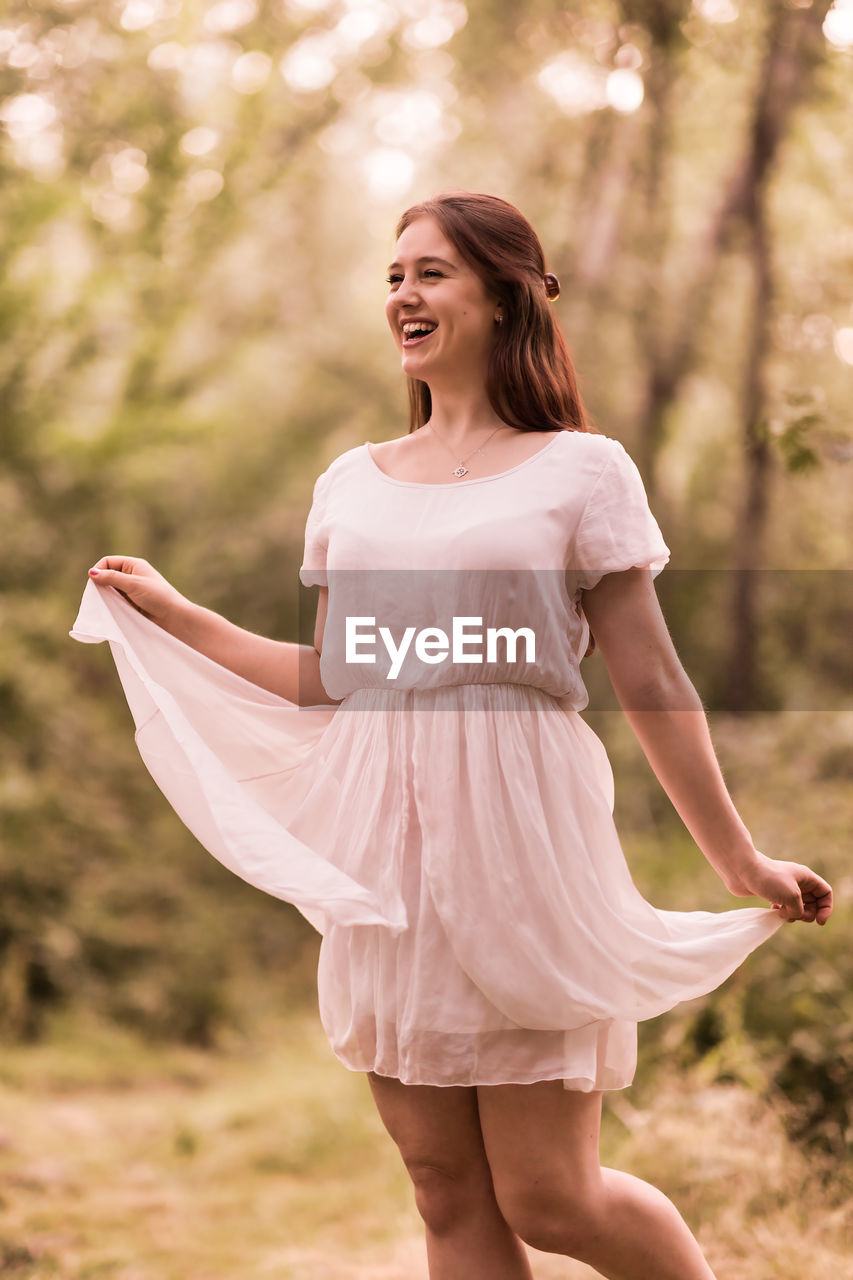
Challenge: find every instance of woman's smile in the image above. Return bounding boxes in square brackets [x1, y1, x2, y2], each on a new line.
[401, 322, 438, 348]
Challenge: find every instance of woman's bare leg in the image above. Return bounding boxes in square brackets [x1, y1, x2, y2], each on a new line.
[366, 1072, 534, 1280]
[477, 1081, 716, 1280]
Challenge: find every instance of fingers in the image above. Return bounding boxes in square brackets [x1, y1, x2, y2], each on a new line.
[781, 869, 834, 927]
[772, 890, 805, 923]
[86, 565, 155, 618]
[802, 879, 833, 927]
[88, 567, 141, 591]
[89, 567, 120, 585]
[803, 870, 833, 900]
[88, 555, 149, 590]
[90, 555, 145, 573]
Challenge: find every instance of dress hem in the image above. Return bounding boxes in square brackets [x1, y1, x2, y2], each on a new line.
[337, 1058, 632, 1094]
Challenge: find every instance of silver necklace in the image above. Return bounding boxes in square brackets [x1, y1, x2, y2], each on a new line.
[426, 422, 506, 478]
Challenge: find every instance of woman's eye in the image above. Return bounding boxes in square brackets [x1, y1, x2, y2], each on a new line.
[385, 270, 443, 285]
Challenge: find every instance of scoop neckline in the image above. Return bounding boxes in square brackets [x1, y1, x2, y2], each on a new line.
[362, 430, 567, 488]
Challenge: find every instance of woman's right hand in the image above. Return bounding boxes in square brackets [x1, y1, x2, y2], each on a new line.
[88, 556, 189, 627]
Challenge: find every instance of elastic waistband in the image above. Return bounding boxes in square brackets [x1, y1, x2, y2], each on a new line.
[339, 682, 566, 708]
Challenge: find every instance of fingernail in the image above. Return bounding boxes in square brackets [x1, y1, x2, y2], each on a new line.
[89, 569, 100, 577]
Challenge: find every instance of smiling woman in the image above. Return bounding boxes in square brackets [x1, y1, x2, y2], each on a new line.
[72, 189, 832, 1280]
[383, 193, 585, 444]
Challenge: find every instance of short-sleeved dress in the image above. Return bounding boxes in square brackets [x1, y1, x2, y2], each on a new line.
[70, 430, 783, 1092]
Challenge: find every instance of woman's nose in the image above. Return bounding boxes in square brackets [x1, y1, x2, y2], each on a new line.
[393, 274, 421, 307]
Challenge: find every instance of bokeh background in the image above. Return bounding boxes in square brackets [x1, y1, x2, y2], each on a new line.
[1, 0, 851, 1275]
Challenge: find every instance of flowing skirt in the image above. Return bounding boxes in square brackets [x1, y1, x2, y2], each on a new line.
[71, 582, 783, 1091]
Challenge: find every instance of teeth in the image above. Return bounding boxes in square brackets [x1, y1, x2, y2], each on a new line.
[402, 323, 436, 337]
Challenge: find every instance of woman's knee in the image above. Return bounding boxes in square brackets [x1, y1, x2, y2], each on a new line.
[405, 1158, 494, 1237]
[366, 1075, 496, 1236]
[495, 1182, 604, 1257]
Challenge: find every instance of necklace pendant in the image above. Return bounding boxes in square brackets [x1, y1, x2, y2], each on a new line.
[452, 464, 469, 477]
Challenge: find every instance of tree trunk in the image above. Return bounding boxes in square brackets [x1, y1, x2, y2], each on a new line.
[724, 0, 831, 712]
[633, 0, 833, 490]
[728, 201, 773, 713]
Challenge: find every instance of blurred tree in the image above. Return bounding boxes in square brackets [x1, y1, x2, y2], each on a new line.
[727, 0, 833, 711]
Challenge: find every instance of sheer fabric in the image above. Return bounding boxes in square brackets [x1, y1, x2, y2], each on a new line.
[71, 431, 783, 1090]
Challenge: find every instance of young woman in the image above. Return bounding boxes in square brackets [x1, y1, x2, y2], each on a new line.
[73, 191, 832, 1280]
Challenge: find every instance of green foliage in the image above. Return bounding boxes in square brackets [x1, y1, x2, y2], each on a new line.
[776, 414, 822, 474]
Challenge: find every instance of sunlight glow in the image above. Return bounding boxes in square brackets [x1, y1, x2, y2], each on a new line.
[402, 16, 454, 49]
[283, 0, 333, 11]
[232, 49, 271, 93]
[363, 146, 414, 200]
[330, 67, 372, 103]
[278, 2, 460, 97]
[120, 0, 165, 32]
[148, 41, 185, 70]
[833, 327, 853, 365]
[317, 118, 362, 156]
[606, 67, 644, 113]
[24, 49, 60, 80]
[179, 40, 241, 105]
[801, 314, 835, 349]
[7, 127, 64, 179]
[614, 42, 643, 70]
[55, 25, 90, 69]
[373, 88, 445, 149]
[692, 0, 739, 22]
[7, 41, 40, 69]
[0, 91, 64, 177]
[180, 126, 220, 156]
[91, 190, 135, 225]
[334, 4, 395, 51]
[186, 168, 225, 201]
[538, 52, 608, 116]
[824, 1, 853, 50]
[401, 0, 467, 50]
[203, 0, 259, 34]
[0, 92, 57, 136]
[110, 146, 149, 193]
[279, 29, 338, 91]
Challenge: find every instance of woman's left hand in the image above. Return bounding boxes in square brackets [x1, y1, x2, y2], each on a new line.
[725, 851, 833, 925]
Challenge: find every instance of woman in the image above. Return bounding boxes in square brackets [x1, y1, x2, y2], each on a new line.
[73, 191, 832, 1279]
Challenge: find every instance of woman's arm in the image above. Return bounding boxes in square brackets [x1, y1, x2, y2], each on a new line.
[581, 568, 833, 925]
[87, 557, 342, 708]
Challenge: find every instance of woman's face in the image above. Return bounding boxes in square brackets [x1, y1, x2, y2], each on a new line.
[385, 215, 501, 386]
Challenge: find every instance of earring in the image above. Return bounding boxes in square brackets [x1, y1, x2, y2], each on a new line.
[495, 314, 503, 324]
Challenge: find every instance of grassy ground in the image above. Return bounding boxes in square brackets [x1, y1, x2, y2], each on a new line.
[0, 1006, 850, 1280]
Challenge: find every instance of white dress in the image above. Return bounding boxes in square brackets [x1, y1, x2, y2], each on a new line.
[71, 430, 783, 1091]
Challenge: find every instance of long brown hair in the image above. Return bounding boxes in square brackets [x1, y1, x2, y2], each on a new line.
[394, 191, 592, 436]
